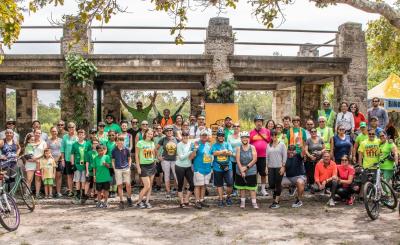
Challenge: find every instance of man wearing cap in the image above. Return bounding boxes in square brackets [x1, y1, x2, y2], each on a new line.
[211, 128, 233, 207]
[223, 116, 234, 142]
[368, 97, 389, 129]
[369, 116, 384, 137]
[316, 116, 334, 151]
[119, 91, 157, 124]
[249, 115, 271, 196]
[104, 114, 122, 134]
[353, 122, 368, 164]
[317, 100, 336, 129]
[0, 118, 19, 142]
[189, 115, 211, 140]
[189, 129, 213, 209]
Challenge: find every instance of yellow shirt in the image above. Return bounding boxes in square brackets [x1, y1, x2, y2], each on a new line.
[40, 158, 56, 179]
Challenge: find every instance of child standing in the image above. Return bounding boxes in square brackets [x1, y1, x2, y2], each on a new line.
[40, 148, 56, 198]
[70, 129, 87, 204]
[85, 138, 99, 203]
[93, 145, 112, 208]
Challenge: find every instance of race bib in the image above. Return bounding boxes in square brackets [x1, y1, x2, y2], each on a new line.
[216, 155, 228, 162]
[203, 154, 212, 164]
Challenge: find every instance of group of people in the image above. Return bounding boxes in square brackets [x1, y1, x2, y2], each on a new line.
[0, 95, 398, 210]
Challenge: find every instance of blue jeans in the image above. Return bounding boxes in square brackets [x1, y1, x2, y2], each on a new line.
[213, 170, 233, 187]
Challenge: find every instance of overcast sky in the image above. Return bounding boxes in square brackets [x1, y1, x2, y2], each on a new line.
[4, 0, 380, 104]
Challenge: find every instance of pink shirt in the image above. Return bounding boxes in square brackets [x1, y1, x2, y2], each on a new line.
[249, 128, 270, 158]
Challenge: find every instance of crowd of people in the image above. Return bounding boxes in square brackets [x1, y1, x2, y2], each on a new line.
[0, 96, 399, 210]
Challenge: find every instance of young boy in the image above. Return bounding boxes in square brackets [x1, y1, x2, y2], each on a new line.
[93, 145, 112, 208]
[112, 137, 132, 209]
[40, 148, 56, 199]
[85, 138, 99, 203]
[70, 129, 87, 204]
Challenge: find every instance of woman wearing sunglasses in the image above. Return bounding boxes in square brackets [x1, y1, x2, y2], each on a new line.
[330, 126, 352, 164]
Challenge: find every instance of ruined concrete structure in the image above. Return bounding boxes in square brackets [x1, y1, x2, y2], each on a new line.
[0, 17, 368, 139]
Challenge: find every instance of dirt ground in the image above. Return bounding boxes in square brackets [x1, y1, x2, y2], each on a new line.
[0, 194, 399, 245]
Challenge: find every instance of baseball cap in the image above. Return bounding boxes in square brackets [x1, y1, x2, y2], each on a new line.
[225, 115, 232, 120]
[200, 130, 210, 136]
[360, 122, 367, 128]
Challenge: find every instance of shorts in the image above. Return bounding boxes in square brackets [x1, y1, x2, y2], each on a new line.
[56, 160, 64, 172]
[43, 178, 54, 185]
[193, 172, 212, 186]
[73, 170, 86, 183]
[282, 175, 306, 187]
[140, 163, 156, 177]
[63, 161, 74, 175]
[96, 182, 110, 191]
[213, 170, 233, 187]
[256, 157, 267, 176]
[155, 161, 163, 177]
[86, 176, 94, 189]
[115, 168, 131, 185]
[25, 161, 37, 171]
[234, 174, 257, 191]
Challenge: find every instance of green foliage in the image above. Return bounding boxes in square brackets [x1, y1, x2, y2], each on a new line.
[37, 102, 60, 127]
[6, 90, 16, 119]
[206, 80, 237, 103]
[321, 83, 334, 102]
[235, 91, 272, 120]
[366, 17, 400, 89]
[64, 54, 97, 129]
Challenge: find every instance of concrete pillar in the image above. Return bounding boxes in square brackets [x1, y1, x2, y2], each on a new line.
[334, 22, 368, 113]
[272, 89, 294, 122]
[190, 89, 205, 117]
[103, 85, 121, 122]
[60, 16, 94, 131]
[297, 44, 319, 57]
[0, 82, 6, 130]
[16, 89, 37, 140]
[204, 17, 234, 90]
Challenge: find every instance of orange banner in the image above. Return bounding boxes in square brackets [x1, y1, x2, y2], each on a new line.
[205, 103, 239, 140]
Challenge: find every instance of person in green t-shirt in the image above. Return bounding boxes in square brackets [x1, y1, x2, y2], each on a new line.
[379, 131, 398, 182]
[352, 122, 368, 164]
[85, 138, 99, 200]
[358, 129, 381, 169]
[97, 122, 109, 145]
[135, 129, 156, 208]
[316, 116, 334, 151]
[119, 91, 157, 124]
[60, 122, 78, 197]
[70, 129, 87, 203]
[105, 130, 117, 198]
[104, 114, 122, 134]
[223, 116, 234, 142]
[93, 145, 112, 208]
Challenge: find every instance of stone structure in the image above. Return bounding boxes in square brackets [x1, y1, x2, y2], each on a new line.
[334, 22, 368, 113]
[190, 89, 205, 116]
[16, 89, 37, 138]
[103, 85, 121, 122]
[272, 90, 294, 122]
[204, 17, 234, 90]
[60, 16, 94, 132]
[0, 81, 6, 128]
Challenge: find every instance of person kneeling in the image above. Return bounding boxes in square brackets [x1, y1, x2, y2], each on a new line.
[313, 152, 338, 206]
[336, 155, 356, 205]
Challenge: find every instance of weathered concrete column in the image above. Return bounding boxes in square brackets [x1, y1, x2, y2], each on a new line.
[334, 22, 368, 113]
[190, 89, 205, 116]
[16, 89, 37, 140]
[272, 89, 294, 122]
[204, 17, 234, 90]
[60, 16, 94, 131]
[0, 81, 6, 130]
[103, 85, 121, 122]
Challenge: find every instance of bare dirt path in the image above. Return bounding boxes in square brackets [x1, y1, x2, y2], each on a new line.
[0, 196, 399, 245]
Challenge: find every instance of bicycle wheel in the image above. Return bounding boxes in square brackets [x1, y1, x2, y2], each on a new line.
[363, 182, 380, 220]
[381, 180, 398, 210]
[0, 193, 20, 231]
[19, 180, 35, 211]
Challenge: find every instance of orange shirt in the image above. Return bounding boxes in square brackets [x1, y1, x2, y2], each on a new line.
[314, 160, 337, 183]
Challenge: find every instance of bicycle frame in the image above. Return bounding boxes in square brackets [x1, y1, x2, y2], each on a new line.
[374, 168, 382, 202]
[5, 166, 24, 196]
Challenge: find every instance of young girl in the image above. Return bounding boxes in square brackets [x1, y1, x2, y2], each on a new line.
[24, 133, 36, 191]
[40, 148, 56, 198]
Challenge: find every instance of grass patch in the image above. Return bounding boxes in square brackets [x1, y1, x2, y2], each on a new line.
[215, 227, 224, 237]
[296, 231, 306, 239]
[62, 225, 71, 230]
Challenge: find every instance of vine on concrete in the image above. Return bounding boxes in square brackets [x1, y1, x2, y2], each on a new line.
[64, 54, 97, 128]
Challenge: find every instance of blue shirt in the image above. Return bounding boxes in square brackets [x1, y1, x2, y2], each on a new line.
[333, 134, 352, 162]
[111, 147, 131, 169]
[191, 141, 213, 175]
[210, 142, 233, 172]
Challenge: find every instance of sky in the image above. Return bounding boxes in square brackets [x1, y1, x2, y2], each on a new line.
[4, 0, 380, 105]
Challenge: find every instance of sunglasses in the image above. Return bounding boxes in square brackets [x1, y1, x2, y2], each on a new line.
[142, 124, 148, 126]
[373, 100, 379, 102]
[68, 127, 75, 129]
[368, 133, 375, 136]
[109, 134, 116, 137]
[132, 122, 138, 124]
[233, 125, 240, 128]
[319, 121, 325, 123]
[379, 135, 385, 138]
[7, 122, 15, 125]
[323, 103, 330, 106]
[98, 125, 105, 128]
[156, 127, 162, 130]
[311, 131, 317, 133]
[57, 124, 64, 126]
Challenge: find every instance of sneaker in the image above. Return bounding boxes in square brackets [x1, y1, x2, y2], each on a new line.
[48, 196, 53, 199]
[226, 198, 233, 207]
[252, 203, 259, 209]
[261, 189, 269, 196]
[232, 190, 238, 197]
[119, 201, 125, 209]
[165, 193, 171, 199]
[200, 201, 209, 208]
[56, 193, 63, 198]
[145, 202, 152, 209]
[102, 202, 108, 208]
[346, 196, 354, 206]
[67, 191, 74, 198]
[292, 200, 303, 208]
[73, 198, 81, 205]
[269, 202, 280, 209]
[95, 201, 102, 208]
[327, 198, 335, 207]
[179, 203, 186, 208]
[127, 199, 133, 207]
[195, 202, 202, 209]
[109, 192, 116, 198]
[217, 200, 225, 208]
[240, 201, 245, 209]
[137, 202, 146, 209]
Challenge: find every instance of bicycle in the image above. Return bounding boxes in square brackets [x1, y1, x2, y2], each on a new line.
[1, 155, 35, 211]
[362, 159, 398, 220]
[0, 168, 20, 231]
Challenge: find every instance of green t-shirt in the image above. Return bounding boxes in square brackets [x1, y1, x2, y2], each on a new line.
[71, 141, 86, 171]
[84, 140, 93, 152]
[359, 138, 381, 169]
[136, 140, 155, 165]
[379, 142, 395, 170]
[97, 133, 109, 146]
[355, 133, 368, 145]
[104, 123, 122, 134]
[85, 149, 98, 176]
[106, 141, 116, 157]
[60, 134, 77, 162]
[93, 154, 112, 183]
[224, 128, 234, 142]
[286, 127, 307, 153]
[127, 104, 152, 124]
